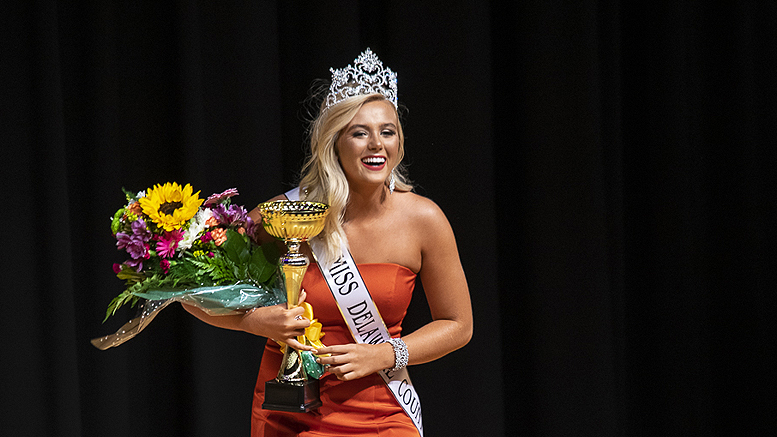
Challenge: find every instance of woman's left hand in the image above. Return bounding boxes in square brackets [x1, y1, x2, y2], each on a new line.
[315, 342, 395, 381]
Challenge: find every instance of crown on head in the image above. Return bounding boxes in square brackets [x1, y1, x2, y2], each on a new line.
[326, 48, 398, 109]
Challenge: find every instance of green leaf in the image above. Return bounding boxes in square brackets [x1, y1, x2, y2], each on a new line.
[222, 229, 250, 265]
[122, 187, 139, 202]
[191, 253, 238, 284]
[261, 241, 281, 265]
[249, 242, 278, 283]
[116, 265, 145, 282]
[104, 290, 138, 322]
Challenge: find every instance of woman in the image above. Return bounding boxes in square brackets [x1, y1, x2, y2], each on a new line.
[185, 49, 472, 436]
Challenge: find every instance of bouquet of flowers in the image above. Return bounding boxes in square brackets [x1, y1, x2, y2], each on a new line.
[91, 182, 285, 350]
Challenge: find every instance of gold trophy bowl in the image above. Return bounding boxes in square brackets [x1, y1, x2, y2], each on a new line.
[257, 200, 329, 413]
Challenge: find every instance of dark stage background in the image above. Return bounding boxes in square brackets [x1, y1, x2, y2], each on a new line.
[2, 2, 774, 436]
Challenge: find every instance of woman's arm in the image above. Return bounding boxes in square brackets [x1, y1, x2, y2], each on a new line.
[396, 197, 474, 364]
[317, 197, 473, 380]
[182, 302, 315, 351]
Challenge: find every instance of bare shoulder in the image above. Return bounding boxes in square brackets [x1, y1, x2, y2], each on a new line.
[392, 192, 463, 278]
[393, 191, 451, 230]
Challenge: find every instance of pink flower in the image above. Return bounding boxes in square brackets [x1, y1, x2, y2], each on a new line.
[156, 229, 184, 258]
[159, 259, 170, 274]
[112, 263, 122, 274]
[204, 188, 239, 206]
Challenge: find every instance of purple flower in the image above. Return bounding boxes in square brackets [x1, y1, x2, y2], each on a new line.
[116, 218, 152, 271]
[116, 234, 148, 258]
[245, 216, 260, 242]
[211, 203, 248, 227]
[116, 219, 152, 245]
[130, 218, 152, 239]
[123, 256, 146, 272]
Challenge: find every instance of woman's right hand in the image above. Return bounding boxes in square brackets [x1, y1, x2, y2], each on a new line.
[239, 304, 315, 351]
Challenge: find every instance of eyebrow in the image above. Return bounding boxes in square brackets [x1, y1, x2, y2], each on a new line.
[347, 123, 397, 131]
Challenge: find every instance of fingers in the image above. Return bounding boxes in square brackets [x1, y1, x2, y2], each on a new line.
[316, 358, 357, 381]
[315, 346, 353, 380]
[315, 354, 342, 378]
[280, 306, 312, 350]
[313, 344, 387, 381]
[285, 338, 316, 352]
[241, 304, 311, 342]
[315, 344, 349, 356]
[245, 304, 308, 327]
[289, 307, 310, 327]
[289, 305, 306, 317]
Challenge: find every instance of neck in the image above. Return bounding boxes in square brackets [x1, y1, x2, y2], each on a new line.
[344, 182, 389, 222]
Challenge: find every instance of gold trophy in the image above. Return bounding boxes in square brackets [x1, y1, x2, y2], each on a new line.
[257, 199, 329, 412]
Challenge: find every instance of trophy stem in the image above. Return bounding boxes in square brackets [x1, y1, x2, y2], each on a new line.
[281, 240, 309, 309]
[275, 241, 310, 384]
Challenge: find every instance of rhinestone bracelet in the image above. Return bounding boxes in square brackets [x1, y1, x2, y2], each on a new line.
[387, 338, 409, 371]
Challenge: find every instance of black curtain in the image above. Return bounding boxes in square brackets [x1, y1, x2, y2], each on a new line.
[1, 1, 773, 436]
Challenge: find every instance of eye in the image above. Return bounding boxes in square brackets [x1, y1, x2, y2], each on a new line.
[352, 130, 368, 138]
[381, 129, 396, 136]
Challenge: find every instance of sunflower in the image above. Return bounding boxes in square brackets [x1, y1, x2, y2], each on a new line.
[139, 182, 203, 232]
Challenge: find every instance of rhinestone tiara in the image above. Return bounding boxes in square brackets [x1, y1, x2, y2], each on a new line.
[325, 48, 398, 109]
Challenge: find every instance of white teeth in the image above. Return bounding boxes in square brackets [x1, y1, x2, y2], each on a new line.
[362, 157, 386, 164]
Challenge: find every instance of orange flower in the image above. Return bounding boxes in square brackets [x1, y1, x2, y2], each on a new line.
[127, 202, 142, 216]
[211, 228, 227, 246]
[205, 217, 219, 227]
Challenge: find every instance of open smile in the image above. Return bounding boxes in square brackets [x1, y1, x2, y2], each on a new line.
[361, 156, 387, 170]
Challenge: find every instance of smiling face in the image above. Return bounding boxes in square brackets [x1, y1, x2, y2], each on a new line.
[335, 99, 401, 191]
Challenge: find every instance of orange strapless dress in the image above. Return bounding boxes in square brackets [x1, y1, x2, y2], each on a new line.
[251, 263, 420, 437]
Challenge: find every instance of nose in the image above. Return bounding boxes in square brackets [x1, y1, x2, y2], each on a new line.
[369, 133, 383, 150]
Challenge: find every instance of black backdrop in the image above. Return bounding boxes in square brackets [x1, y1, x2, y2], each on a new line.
[1, 2, 774, 436]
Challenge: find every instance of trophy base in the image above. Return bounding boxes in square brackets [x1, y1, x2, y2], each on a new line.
[262, 379, 322, 413]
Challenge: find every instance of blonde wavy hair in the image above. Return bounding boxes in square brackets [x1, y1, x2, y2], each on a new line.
[298, 93, 412, 267]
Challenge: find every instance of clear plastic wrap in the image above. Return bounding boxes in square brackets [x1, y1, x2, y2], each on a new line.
[91, 283, 285, 350]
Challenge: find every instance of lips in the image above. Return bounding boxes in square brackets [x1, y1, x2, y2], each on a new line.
[361, 156, 387, 170]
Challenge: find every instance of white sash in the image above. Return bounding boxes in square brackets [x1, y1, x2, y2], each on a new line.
[285, 188, 423, 436]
